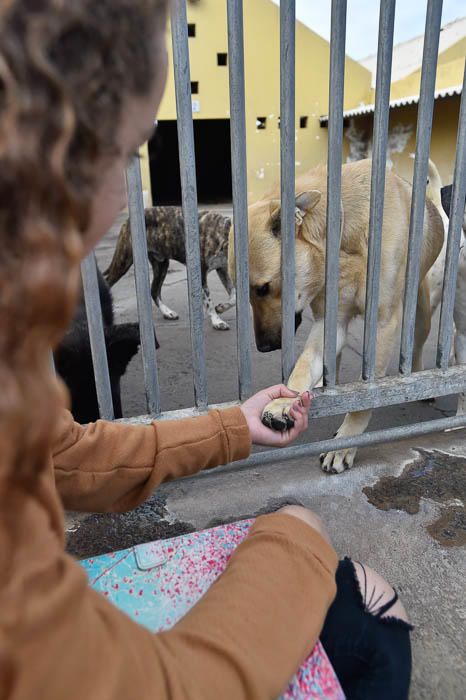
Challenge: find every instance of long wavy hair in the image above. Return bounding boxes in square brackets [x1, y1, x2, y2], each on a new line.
[0, 0, 167, 485]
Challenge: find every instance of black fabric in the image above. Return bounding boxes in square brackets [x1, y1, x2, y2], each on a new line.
[321, 558, 413, 700]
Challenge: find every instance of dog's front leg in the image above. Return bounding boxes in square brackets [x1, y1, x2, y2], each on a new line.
[261, 319, 347, 431]
[215, 268, 236, 314]
[321, 308, 401, 474]
[215, 288, 236, 315]
[203, 286, 230, 331]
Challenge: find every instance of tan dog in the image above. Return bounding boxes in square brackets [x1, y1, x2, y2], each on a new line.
[229, 159, 444, 473]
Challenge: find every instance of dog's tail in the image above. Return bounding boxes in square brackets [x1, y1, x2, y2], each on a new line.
[104, 218, 134, 287]
[426, 159, 443, 209]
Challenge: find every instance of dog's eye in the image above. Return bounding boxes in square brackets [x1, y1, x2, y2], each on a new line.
[256, 283, 270, 297]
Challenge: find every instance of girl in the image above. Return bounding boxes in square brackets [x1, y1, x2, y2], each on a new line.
[0, 2, 411, 698]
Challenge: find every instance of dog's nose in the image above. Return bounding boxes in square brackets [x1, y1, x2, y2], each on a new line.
[257, 342, 273, 352]
[256, 338, 281, 352]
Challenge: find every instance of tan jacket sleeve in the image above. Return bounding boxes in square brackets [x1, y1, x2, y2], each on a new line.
[53, 407, 251, 513]
[8, 492, 338, 700]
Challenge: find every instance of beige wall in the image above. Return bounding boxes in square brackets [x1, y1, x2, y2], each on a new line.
[342, 96, 461, 187]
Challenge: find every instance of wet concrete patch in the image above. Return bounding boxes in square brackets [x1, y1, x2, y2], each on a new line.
[66, 493, 194, 560]
[363, 449, 466, 547]
[205, 495, 307, 529]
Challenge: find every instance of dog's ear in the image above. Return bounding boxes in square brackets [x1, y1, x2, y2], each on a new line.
[106, 323, 142, 378]
[441, 185, 452, 218]
[268, 200, 282, 237]
[295, 190, 321, 224]
[269, 192, 321, 238]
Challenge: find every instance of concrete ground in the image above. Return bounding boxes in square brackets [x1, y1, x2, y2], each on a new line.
[66, 209, 466, 699]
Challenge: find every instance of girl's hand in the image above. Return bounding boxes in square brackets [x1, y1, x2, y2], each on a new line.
[240, 385, 311, 446]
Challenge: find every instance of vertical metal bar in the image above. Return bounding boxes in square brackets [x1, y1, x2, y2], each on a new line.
[323, 0, 347, 388]
[126, 155, 161, 415]
[399, 0, 443, 374]
[362, 0, 396, 381]
[81, 253, 114, 420]
[437, 62, 466, 368]
[280, 0, 296, 383]
[171, 0, 208, 409]
[227, 0, 252, 400]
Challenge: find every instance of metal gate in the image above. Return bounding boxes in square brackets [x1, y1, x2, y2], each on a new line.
[80, 0, 466, 469]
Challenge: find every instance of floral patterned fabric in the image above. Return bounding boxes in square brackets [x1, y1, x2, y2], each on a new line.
[81, 519, 344, 700]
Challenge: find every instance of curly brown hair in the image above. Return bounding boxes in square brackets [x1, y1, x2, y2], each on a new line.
[0, 0, 168, 484]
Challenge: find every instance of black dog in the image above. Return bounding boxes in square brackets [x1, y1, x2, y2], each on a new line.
[54, 268, 155, 424]
[441, 184, 466, 229]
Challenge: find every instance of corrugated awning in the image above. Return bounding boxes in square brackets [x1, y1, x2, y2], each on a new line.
[319, 84, 463, 125]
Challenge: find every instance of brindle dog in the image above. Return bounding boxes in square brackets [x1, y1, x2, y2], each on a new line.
[104, 207, 235, 330]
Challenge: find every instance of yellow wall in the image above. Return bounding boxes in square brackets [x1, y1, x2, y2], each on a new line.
[390, 36, 465, 102]
[437, 37, 466, 67]
[242, 0, 371, 200]
[157, 1, 230, 120]
[143, 0, 372, 203]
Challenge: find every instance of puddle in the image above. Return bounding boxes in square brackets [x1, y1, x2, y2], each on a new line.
[363, 449, 466, 547]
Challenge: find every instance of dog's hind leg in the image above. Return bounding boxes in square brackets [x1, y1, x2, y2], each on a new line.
[321, 307, 401, 474]
[203, 285, 230, 330]
[215, 267, 236, 315]
[104, 222, 133, 287]
[150, 257, 179, 320]
[201, 267, 229, 330]
[412, 279, 432, 373]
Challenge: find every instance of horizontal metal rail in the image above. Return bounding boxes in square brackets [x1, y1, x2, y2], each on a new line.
[233, 413, 466, 469]
[122, 364, 466, 426]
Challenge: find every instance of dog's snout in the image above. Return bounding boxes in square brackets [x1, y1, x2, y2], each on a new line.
[295, 312, 303, 332]
[257, 341, 273, 352]
[256, 338, 281, 352]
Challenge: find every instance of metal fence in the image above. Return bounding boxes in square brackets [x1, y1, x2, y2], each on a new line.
[80, 0, 466, 466]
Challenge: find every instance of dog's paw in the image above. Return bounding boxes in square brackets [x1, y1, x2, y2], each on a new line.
[320, 447, 357, 474]
[160, 308, 179, 321]
[215, 301, 235, 315]
[212, 317, 230, 331]
[261, 398, 295, 432]
[215, 302, 227, 314]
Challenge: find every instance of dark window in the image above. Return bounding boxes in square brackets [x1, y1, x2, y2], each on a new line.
[277, 116, 281, 129]
[256, 116, 267, 130]
[217, 53, 228, 66]
[188, 24, 196, 37]
[191, 81, 199, 94]
[148, 119, 232, 205]
[300, 116, 308, 128]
